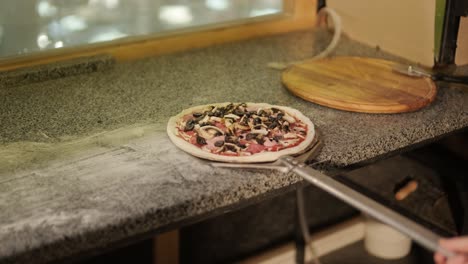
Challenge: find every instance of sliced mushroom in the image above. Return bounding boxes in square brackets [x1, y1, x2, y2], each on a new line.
[251, 128, 268, 135]
[224, 114, 241, 120]
[293, 126, 306, 132]
[224, 117, 233, 126]
[197, 126, 224, 139]
[283, 132, 297, 139]
[280, 138, 299, 146]
[283, 114, 296, 123]
[210, 116, 222, 122]
[200, 115, 210, 124]
[235, 123, 250, 131]
[296, 134, 305, 139]
[239, 115, 246, 124]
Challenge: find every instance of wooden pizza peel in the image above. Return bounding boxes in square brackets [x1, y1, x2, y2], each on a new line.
[281, 57, 437, 114]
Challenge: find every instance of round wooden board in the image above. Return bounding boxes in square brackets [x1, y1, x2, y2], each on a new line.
[282, 57, 437, 113]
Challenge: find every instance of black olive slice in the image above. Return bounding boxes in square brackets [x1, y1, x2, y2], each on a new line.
[225, 104, 234, 112]
[273, 135, 283, 142]
[194, 115, 205, 122]
[233, 109, 245, 116]
[214, 141, 224, 147]
[246, 111, 256, 117]
[246, 133, 257, 141]
[225, 144, 237, 152]
[224, 135, 237, 144]
[268, 121, 278, 129]
[184, 119, 195, 131]
[237, 143, 247, 149]
[255, 137, 265, 145]
[196, 135, 207, 145]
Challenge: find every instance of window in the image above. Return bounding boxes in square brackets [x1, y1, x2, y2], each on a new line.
[0, 0, 316, 70]
[0, 0, 284, 60]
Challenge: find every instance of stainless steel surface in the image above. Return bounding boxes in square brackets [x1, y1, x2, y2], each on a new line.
[209, 137, 322, 172]
[277, 156, 456, 259]
[392, 64, 468, 84]
[210, 163, 289, 172]
[392, 64, 432, 78]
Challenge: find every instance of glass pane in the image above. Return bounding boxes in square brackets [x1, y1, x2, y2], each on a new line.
[0, 0, 283, 59]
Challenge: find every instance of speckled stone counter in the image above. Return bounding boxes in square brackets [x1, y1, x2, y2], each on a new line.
[0, 29, 467, 264]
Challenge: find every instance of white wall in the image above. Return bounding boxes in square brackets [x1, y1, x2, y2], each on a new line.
[328, 0, 436, 66]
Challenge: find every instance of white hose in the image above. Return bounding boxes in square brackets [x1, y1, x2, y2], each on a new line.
[268, 7, 342, 70]
[297, 187, 322, 264]
[273, 7, 342, 263]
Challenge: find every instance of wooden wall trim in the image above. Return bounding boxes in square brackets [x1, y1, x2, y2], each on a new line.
[154, 230, 179, 264]
[455, 17, 468, 65]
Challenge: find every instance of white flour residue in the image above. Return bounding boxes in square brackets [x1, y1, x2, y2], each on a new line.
[0, 208, 107, 255]
[128, 133, 215, 182]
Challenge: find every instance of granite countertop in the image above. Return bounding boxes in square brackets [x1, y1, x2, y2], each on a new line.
[0, 29, 467, 264]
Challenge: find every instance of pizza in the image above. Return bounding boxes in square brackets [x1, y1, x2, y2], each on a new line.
[167, 102, 315, 163]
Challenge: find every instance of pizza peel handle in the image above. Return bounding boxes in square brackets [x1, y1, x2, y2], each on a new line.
[278, 156, 456, 259]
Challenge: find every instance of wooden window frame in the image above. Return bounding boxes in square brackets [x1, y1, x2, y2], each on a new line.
[0, 0, 316, 71]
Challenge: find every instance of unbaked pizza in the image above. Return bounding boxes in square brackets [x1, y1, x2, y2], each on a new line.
[167, 102, 315, 163]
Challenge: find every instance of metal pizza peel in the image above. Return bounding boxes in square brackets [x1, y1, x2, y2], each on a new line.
[210, 132, 456, 259]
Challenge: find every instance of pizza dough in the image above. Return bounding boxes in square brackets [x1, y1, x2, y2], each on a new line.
[167, 102, 315, 163]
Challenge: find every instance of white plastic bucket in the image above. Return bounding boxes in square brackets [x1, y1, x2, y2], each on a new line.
[364, 218, 412, 259]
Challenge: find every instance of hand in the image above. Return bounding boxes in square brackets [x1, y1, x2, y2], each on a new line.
[435, 237, 468, 264]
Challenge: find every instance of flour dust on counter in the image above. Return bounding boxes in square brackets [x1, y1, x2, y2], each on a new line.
[0, 122, 228, 186]
[0, 123, 163, 175]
